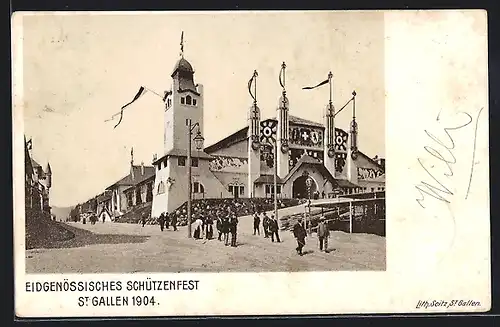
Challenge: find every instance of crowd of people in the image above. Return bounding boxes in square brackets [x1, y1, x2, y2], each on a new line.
[168, 198, 301, 227]
[140, 197, 332, 255]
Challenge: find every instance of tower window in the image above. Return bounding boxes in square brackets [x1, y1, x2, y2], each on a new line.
[157, 181, 165, 194]
[191, 157, 198, 167]
[193, 99, 197, 106]
[186, 95, 192, 105]
[178, 157, 186, 166]
[192, 181, 205, 194]
[167, 98, 172, 108]
[181, 97, 185, 105]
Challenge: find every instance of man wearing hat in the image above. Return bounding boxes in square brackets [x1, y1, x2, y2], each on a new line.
[293, 217, 307, 255]
[317, 215, 330, 252]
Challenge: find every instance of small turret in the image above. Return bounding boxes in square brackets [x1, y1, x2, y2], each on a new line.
[45, 162, 52, 189]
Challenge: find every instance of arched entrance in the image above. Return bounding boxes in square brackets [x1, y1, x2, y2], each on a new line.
[292, 174, 318, 199]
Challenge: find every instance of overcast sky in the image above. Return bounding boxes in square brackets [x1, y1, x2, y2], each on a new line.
[19, 11, 385, 207]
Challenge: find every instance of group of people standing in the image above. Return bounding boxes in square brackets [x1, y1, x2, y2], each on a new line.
[189, 211, 239, 247]
[253, 212, 281, 242]
[157, 212, 178, 231]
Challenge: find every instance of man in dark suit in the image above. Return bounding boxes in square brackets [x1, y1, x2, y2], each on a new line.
[269, 215, 281, 243]
[293, 218, 307, 255]
[253, 212, 261, 235]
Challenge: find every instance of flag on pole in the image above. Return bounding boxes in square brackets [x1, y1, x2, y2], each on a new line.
[112, 86, 147, 129]
[279, 62, 286, 89]
[180, 31, 184, 56]
[302, 78, 329, 90]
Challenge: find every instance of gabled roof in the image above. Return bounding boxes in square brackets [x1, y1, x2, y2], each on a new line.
[152, 148, 212, 165]
[123, 174, 156, 193]
[204, 125, 248, 154]
[97, 192, 112, 203]
[288, 115, 324, 128]
[106, 165, 155, 189]
[282, 154, 335, 184]
[358, 152, 385, 171]
[254, 174, 284, 184]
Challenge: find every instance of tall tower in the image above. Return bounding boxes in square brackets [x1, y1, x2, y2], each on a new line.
[45, 162, 52, 189]
[247, 70, 261, 197]
[276, 62, 290, 178]
[347, 90, 359, 184]
[323, 72, 336, 177]
[163, 32, 204, 155]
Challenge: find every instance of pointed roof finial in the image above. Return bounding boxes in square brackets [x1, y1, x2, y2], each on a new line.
[130, 147, 134, 166]
[180, 31, 184, 58]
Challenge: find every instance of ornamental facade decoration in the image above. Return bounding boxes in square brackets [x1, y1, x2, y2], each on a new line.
[335, 152, 347, 173]
[289, 126, 323, 148]
[209, 156, 248, 172]
[289, 148, 324, 170]
[260, 120, 277, 145]
[357, 167, 384, 180]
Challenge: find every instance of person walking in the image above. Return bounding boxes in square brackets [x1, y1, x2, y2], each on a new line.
[141, 212, 147, 227]
[222, 214, 231, 246]
[293, 218, 307, 256]
[262, 212, 270, 238]
[216, 214, 223, 241]
[192, 216, 203, 239]
[164, 212, 170, 230]
[269, 215, 281, 243]
[158, 213, 165, 232]
[253, 212, 260, 235]
[317, 216, 330, 252]
[170, 213, 178, 231]
[205, 214, 214, 240]
[230, 215, 238, 247]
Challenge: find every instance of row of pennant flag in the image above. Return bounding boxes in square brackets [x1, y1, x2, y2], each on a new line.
[105, 72, 355, 129]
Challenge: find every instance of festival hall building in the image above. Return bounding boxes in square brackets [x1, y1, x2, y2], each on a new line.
[150, 49, 385, 218]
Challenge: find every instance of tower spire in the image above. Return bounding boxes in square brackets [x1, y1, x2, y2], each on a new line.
[130, 147, 134, 166]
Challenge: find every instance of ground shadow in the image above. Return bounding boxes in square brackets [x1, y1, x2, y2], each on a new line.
[27, 223, 150, 250]
[302, 250, 315, 255]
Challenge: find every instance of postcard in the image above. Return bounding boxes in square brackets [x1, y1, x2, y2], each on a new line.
[12, 10, 489, 317]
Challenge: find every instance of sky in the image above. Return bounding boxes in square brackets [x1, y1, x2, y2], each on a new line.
[19, 11, 385, 207]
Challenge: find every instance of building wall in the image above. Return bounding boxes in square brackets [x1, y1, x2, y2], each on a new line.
[211, 171, 247, 198]
[151, 158, 171, 217]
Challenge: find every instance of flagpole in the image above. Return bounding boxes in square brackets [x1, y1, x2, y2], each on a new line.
[328, 71, 333, 106]
[352, 90, 356, 119]
[254, 70, 258, 105]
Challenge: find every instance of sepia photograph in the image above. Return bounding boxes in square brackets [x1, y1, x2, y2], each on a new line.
[13, 10, 489, 317]
[22, 12, 385, 274]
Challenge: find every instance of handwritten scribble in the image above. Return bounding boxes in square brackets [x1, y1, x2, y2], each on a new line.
[415, 112, 473, 208]
[465, 107, 485, 200]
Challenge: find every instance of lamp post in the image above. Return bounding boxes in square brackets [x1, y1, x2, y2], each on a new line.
[306, 177, 313, 234]
[261, 141, 279, 229]
[186, 118, 204, 239]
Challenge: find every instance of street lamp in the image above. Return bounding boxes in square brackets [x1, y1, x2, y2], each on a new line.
[186, 119, 204, 238]
[306, 177, 313, 234]
[261, 141, 279, 230]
